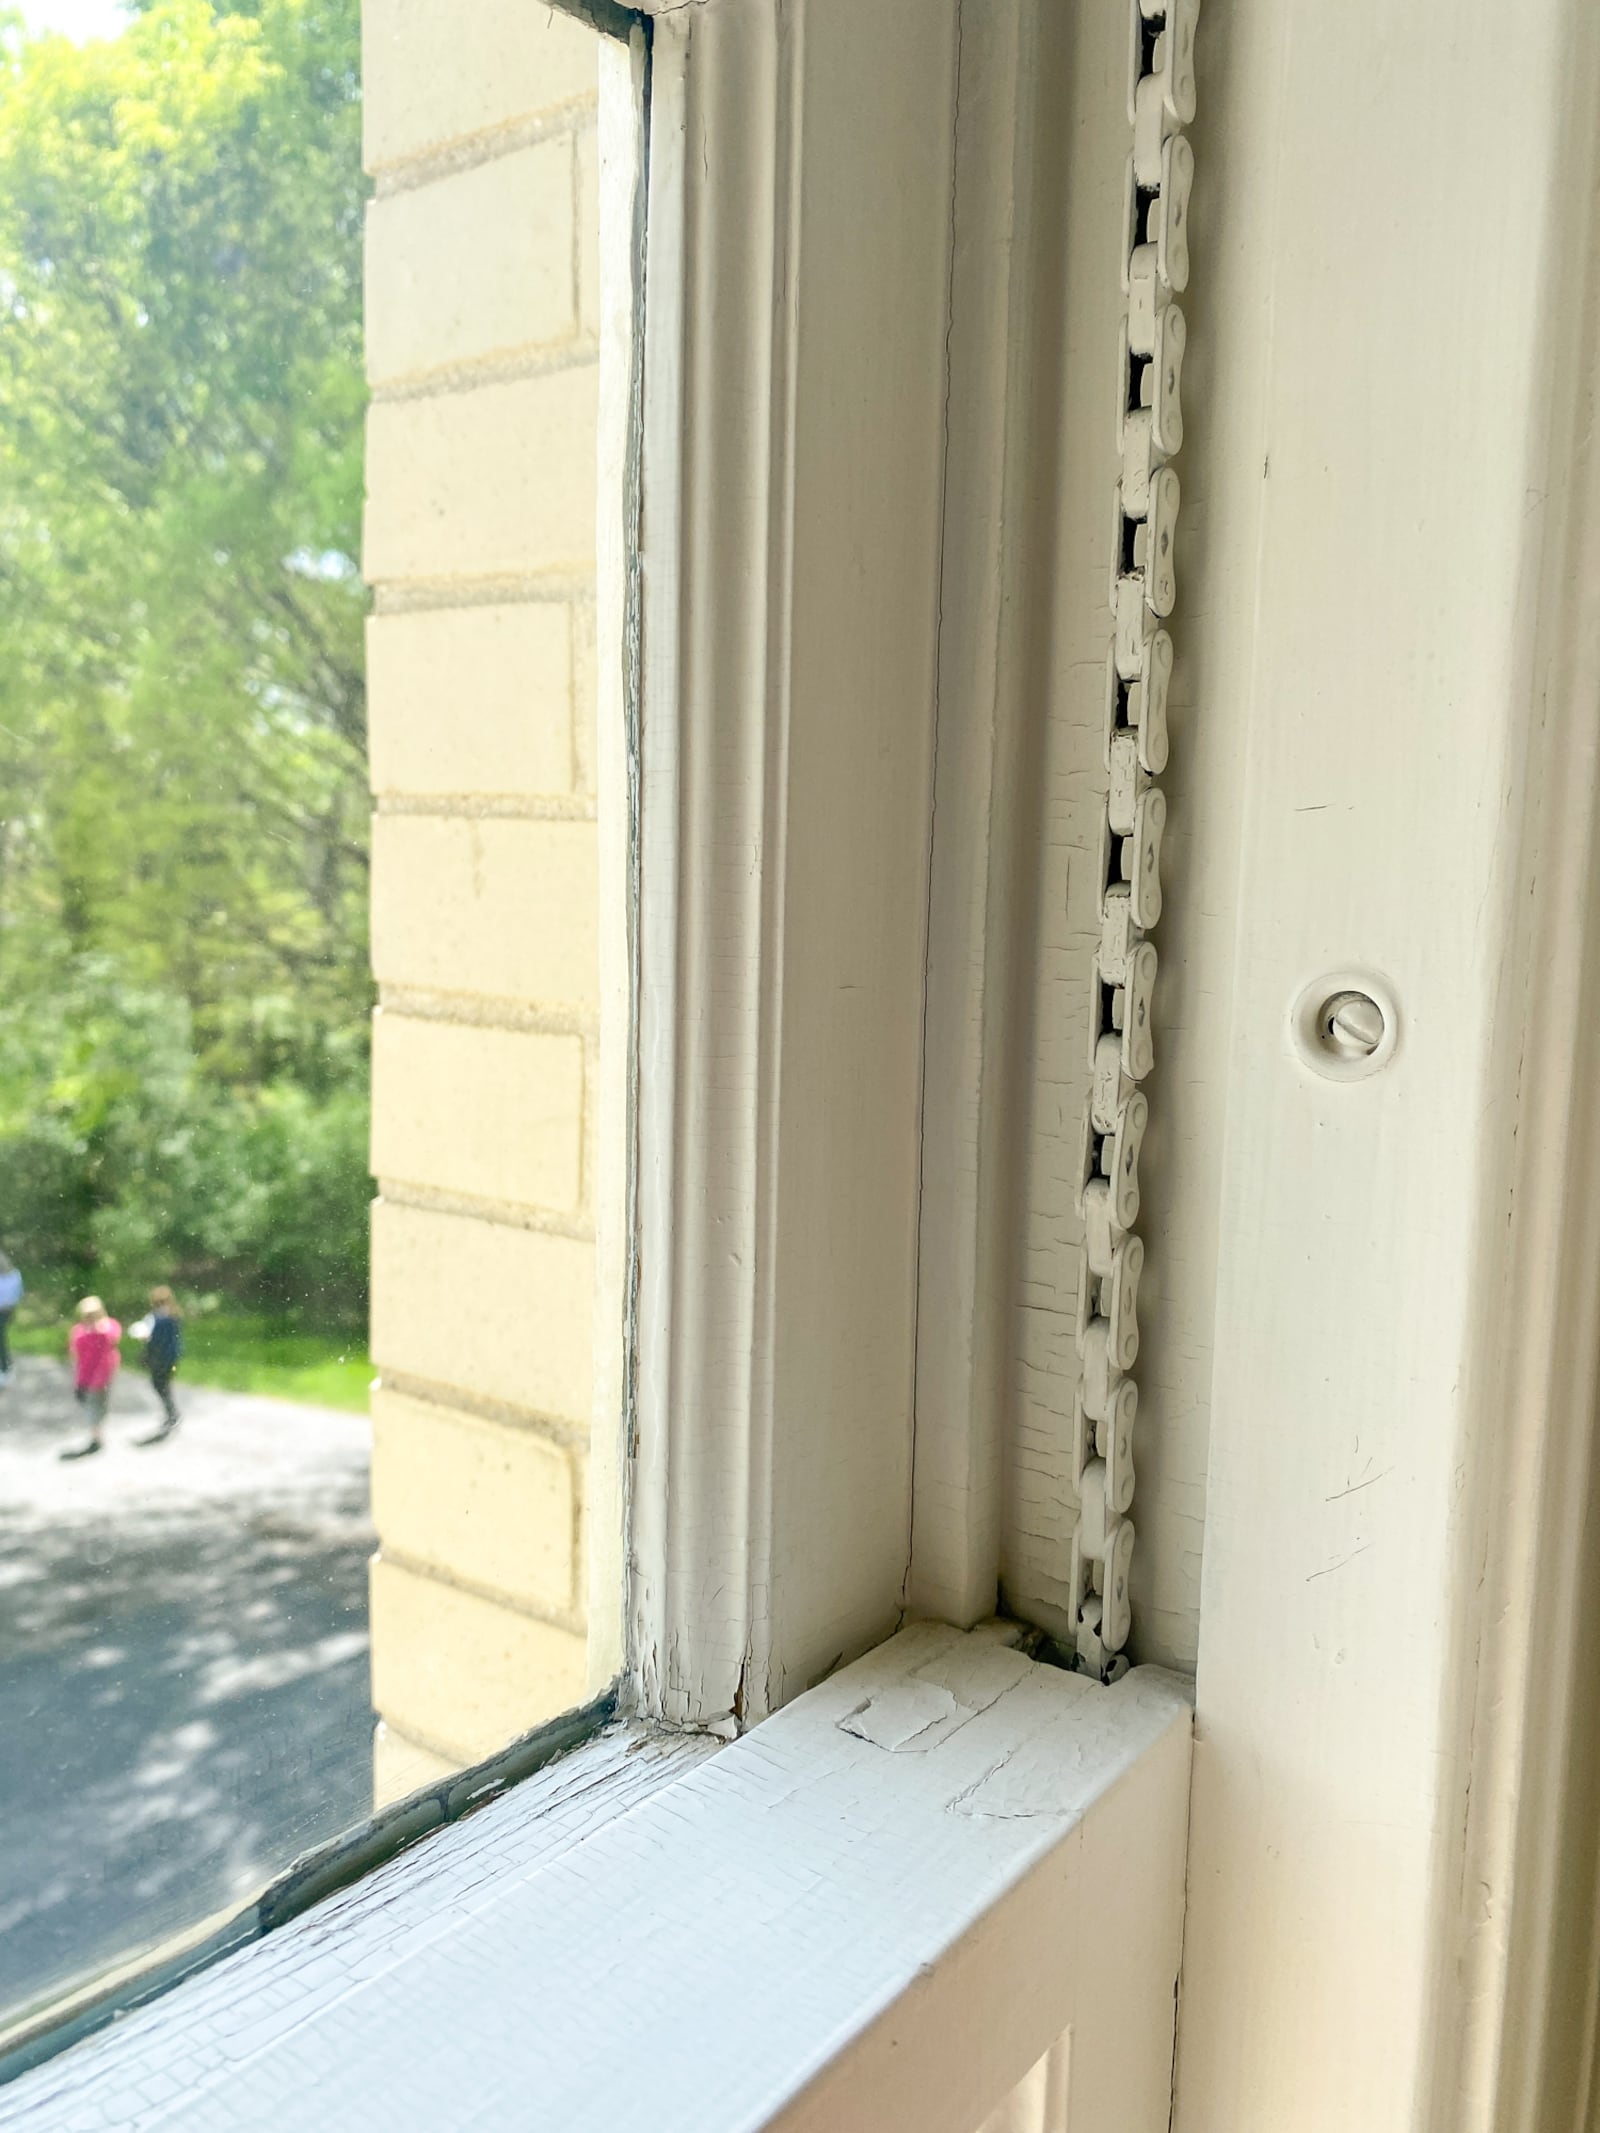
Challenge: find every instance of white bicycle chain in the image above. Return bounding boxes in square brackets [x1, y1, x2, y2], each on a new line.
[1067, 0, 1198, 1680]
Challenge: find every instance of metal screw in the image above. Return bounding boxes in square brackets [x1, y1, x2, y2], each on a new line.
[1320, 989, 1385, 1059]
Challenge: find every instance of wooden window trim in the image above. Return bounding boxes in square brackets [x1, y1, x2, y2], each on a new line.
[0, 1629, 1190, 2133]
[7, 2, 1600, 2125]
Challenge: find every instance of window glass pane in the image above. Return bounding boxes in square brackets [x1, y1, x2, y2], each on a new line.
[0, 0, 629, 2050]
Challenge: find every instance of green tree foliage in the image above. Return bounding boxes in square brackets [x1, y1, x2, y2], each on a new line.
[0, 0, 369, 1325]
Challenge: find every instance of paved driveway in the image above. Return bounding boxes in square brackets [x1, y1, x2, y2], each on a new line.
[0, 1358, 374, 2033]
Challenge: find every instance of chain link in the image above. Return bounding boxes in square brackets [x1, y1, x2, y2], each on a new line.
[1069, 0, 1198, 1681]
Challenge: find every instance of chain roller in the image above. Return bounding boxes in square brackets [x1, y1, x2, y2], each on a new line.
[1069, 0, 1198, 1680]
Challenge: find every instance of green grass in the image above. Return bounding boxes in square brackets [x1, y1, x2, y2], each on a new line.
[10, 1314, 372, 1413]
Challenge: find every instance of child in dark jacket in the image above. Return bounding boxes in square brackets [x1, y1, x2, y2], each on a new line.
[133, 1286, 183, 1441]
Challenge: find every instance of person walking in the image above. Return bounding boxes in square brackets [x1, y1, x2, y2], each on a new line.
[63, 1296, 121, 1459]
[132, 1285, 183, 1442]
[0, 1252, 21, 1386]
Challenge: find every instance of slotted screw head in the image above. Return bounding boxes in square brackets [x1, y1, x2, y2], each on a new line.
[1322, 990, 1385, 1058]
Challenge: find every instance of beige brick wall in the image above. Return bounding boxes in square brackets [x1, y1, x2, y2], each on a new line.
[362, 0, 599, 175]
[370, 1557, 587, 1768]
[370, 1201, 595, 1419]
[370, 1015, 584, 1210]
[364, 369, 599, 582]
[361, 0, 601, 1808]
[367, 604, 577, 796]
[368, 816, 599, 1006]
[371, 1388, 578, 1617]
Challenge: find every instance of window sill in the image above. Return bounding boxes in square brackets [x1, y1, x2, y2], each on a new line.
[0, 1627, 1190, 2133]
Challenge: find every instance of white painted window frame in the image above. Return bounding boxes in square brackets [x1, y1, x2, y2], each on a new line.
[0, 1627, 1191, 2133]
[0, 10, 1194, 2128]
[1167, 3, 1600, 2126]
[616, 2, 1600, 2125]
[7, 1, 1600, 2127]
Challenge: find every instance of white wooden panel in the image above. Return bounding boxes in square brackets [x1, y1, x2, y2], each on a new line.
[632, 0, 957, 1727]
[765, 0, 954, 1708]
[1174, 0, 1595, 2125]
[906, 0, 1022, 1632]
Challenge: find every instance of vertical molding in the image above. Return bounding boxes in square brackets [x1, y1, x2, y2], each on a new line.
[586, 22, 649, 1694]
[1425, 3, 1600, 2121]
[903, 0, 1021, 1631]
[1173, 1, 1598, 2125]
[630, 0, 958, 1728]
[630, 0, 789, 1731]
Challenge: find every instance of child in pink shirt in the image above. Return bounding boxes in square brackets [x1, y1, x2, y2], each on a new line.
[64, 1296, 121, 1459]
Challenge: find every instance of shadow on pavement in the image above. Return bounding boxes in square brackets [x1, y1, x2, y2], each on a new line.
[0, 1359, 375, 2027]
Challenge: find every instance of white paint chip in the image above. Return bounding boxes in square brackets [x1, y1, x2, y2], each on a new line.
[841, 1639, 1036, 1753]
[841, 1681, 967, 1752]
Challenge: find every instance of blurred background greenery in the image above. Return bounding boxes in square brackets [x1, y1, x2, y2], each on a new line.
[0, 0, 371, 1384]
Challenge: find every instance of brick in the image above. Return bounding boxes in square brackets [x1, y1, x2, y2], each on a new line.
[371, 1387, 576, 1614]
[362, 0, 597, 172]
[576, 120, 601, 340]
[371, 1012, 584, 1210]
[368, 603, 576, 800]
[366, 143, 576, 386]
[369, 1555, 586, 1767]
[570, 597, 597, 797]
[370, 815, 598, 1009]
[372, 1719, 460, 1810]
[370, 1198, 595, 1421]
[364, 366, 598, 585]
